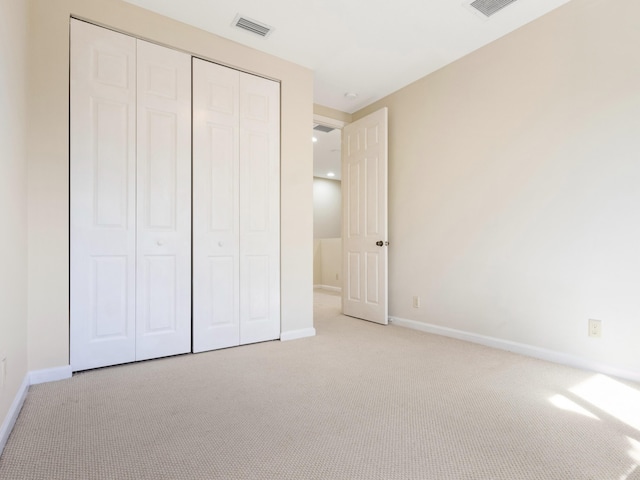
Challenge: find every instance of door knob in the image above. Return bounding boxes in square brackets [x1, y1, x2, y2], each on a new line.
[376, 241, 383, 247]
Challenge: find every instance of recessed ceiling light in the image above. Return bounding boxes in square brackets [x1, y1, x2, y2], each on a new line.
[344, 92, 358, 100]
[327, 172, 335, 177]
[312, 136, 318, 143]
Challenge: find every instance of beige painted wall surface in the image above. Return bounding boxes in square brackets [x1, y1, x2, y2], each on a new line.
[28, 0, 314, 371]
[313, 177, 342, 289]
[355, 0, 640, 374]
[313, 239, 342, 290]
[319, 238, 342, 289]
[313, 240, 322, 286]
[313, 177, 342, 239]
[0, 0, 29, 425]
[313, 177, 342, 290]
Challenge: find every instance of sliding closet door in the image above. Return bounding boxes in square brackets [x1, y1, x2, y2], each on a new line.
[239, 73, 280, 345]
[70, 20, 137, 370]
[192, 59, 241, 352]
[135, 40, 192, 360]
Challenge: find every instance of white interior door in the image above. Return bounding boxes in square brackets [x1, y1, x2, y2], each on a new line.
[70, 20, 137, 370]
[239, 72, 280, 345]
[135, 40, 192, 361]
[192, 59, 241, 352]
[342, 107, 389, 324]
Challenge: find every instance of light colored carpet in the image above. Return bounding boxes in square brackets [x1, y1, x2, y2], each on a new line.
[1, 290, 639, 479]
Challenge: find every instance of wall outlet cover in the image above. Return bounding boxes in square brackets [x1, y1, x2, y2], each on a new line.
[588, 319, 602, 338]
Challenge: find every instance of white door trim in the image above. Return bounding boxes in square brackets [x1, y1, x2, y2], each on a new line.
[313, 114, 346, 130]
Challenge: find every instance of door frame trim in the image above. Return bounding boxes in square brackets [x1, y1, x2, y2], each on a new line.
[313, 114, 346, 130]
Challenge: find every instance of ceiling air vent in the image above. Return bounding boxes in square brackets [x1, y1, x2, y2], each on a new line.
[233, 14, 273, 38]
[469, 0, 519, 17]
[314, 124, 335, 134]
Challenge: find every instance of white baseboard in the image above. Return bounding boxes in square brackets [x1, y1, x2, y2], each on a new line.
[1, 365, 73, 456]
[0, 374, 29, 455]
[314, 285, 342, 293]
[280, 327, 317, 341]
[389, 316, 640, 383]
[29, 365, 72, 385]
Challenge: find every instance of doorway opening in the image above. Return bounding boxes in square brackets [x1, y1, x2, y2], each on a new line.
[312, 120, 343, 296]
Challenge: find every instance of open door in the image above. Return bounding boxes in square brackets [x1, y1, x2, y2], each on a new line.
[342, 107, 388, 324]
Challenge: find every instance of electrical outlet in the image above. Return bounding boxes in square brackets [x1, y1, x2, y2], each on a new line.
[588, 319, 602, 338]
[413, 296, 420, 308]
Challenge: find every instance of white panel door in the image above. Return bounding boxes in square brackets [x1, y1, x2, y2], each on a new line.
[135, 40, 192, 361]
[70, 20, 137, 370]
[239, 73, 280, 344]
[192, 59, 241, 352]
[192, 60, 280, 351]
[342, 108, 389, 324]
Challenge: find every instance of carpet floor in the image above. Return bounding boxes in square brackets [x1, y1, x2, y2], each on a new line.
[1, 290, 639, 479]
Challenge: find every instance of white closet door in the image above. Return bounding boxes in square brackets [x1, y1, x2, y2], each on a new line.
[192, 60, 280, 352]
[135, 40, 192, 360]
[70, 20, 137, 371]
[192, 59, 241, 352]
[239, 73, 280, 345]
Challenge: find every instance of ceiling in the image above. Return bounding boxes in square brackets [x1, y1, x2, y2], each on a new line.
[123, 0, 571, 180]
[123, 0, 571, 114]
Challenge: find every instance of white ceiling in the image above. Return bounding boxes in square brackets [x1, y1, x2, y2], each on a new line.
[123, 0, 571, 114]
[123, 0, 571, 179]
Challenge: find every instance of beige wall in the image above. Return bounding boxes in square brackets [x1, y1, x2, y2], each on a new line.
[313, 239, 342, 290]
[355, 0, 640, 374]
[28, 0, 314, 371]
[0, 0, 29, 428]
[313, 177, 342, 289]
[313, 240, 322, 286]
[320, 239, 342, 289]
[313, 177, 342, 239]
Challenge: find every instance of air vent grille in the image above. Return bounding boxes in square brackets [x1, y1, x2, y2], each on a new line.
[233, 15, 273, 37]
[469, 0, 518, 17]
[314, 125, 335, 133]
